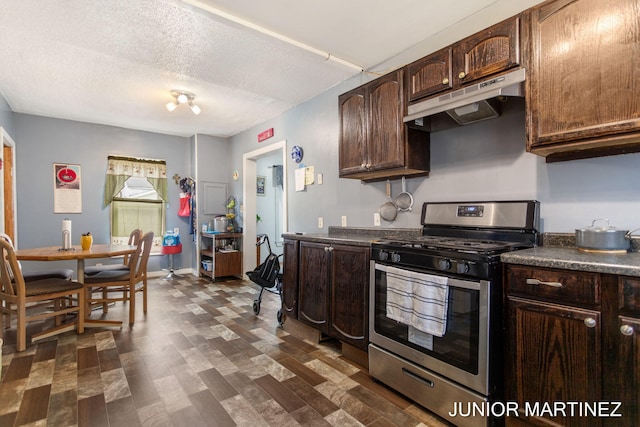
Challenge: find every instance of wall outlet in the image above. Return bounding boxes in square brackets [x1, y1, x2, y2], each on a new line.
[341, 215, 347, 227]
[173, 227, 179, 235]
[374, 212, 381, 226]
[318, 217, 324, 228]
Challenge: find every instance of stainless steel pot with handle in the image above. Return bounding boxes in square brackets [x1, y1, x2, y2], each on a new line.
[626, 228, 640, 252]
[575, 218, 630, 251]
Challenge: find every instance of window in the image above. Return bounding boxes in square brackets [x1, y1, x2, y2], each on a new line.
[104, 155, 168, 253]
[111, 177, 164, 252]
[111, 177, 164, 253]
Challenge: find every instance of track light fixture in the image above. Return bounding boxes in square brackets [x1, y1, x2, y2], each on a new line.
[165, 90, 201, 115]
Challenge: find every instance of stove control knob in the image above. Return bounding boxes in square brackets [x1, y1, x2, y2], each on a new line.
[378, 250, 389, 261]
[456, 262, 470, 274]
[390, 252, 401, 263]
[438, 259, 452, 271]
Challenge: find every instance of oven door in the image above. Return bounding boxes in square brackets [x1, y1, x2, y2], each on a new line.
[369, 261, 490, 395]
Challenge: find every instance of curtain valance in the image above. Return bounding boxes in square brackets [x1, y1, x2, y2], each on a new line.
[103, 155, 168, 206]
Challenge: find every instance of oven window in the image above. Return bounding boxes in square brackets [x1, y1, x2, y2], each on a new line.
[373, 268, 480, 374]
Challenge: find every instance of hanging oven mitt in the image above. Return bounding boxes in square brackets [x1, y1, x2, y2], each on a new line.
[178, 192, 191, 217]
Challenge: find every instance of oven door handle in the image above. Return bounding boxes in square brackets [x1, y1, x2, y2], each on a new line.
[374, 262, 481, 291]
[402, 368, 434, 388]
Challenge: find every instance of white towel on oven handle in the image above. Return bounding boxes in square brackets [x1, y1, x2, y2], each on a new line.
[386, 266, 449, 337]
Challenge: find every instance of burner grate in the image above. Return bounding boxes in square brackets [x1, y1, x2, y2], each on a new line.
[379, 236, 525, 255]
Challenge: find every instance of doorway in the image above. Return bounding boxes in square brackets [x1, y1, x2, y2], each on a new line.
[0, 127, 16, 244]
[242, 140, 288, 275]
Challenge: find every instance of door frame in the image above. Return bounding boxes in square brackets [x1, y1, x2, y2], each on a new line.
[0, 127, 17, 245]
[242, 140, 288, 276]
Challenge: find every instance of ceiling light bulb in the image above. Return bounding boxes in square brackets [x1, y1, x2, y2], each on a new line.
[165, 101, 178, 112]
[189, 102, 201, 115]
[177, 93, 189, 104]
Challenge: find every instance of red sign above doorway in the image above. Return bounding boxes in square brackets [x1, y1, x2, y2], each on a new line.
[257, 128, 274, 142]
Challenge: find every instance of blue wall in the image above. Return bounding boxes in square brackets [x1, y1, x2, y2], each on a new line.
[12, 113, 196, 275]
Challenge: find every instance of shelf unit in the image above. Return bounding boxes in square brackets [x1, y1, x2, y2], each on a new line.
[200, 232, 243, 280]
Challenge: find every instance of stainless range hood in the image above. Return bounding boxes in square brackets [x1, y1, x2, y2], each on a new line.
[404, 68, 525, 126]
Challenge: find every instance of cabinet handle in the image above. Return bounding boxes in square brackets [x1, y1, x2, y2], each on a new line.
[526, 278, 563, 288]
[620, 324, 634, 336]
[584, 318, 597, 328]
[361, 163, 366, 168]
[458, 71, 466, 79]
[442, 77, 449, 85]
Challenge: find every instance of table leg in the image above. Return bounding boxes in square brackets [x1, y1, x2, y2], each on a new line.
[81, 258, 123, 329]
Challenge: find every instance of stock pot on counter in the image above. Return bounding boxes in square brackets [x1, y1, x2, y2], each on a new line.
[212, 215, 228, 232]
[575, 219, 640, 252]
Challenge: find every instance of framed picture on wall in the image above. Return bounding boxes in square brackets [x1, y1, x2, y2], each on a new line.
[53, 163, 82, 213]
[257, 175, 266, 196]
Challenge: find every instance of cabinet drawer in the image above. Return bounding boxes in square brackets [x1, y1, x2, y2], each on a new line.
[506, 265, 600, 305]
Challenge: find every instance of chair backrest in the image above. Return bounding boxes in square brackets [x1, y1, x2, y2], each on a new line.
[130, 231, 154, 283]
[0, 237, 25, 298]
[124, 229, 142, 266]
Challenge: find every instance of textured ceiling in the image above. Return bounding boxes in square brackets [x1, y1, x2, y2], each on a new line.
[0, 0, 503, 138]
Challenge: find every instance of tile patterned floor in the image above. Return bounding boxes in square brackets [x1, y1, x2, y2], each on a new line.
[0, 274, 451, 427]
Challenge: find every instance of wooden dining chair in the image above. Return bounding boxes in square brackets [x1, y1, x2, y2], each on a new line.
[84, 228, 142, 276]
[84, 231, 154, 326]
[0, 233, 74, 281]
[0, 238, 85, 351]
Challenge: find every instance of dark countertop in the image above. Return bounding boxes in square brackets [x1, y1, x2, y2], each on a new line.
[282, 226, 422, 247]
[501, 246, 640, 277]
[282, 233, 379, 247]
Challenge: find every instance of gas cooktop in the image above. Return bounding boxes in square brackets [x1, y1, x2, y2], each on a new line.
[375, 236, 530, 255]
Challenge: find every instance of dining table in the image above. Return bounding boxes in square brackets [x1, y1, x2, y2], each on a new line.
[16, 243, 137, 328]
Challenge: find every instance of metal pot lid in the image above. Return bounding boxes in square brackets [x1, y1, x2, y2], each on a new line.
[581, 218, 618, 232]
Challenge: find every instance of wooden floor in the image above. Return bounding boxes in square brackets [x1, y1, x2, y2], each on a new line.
[0, 274, 451, 427]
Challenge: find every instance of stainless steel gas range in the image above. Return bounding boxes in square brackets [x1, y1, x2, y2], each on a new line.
[369, 200, 540, 427]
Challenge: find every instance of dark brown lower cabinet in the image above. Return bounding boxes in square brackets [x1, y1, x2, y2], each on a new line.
[505, 265, 640, 427]
[298, 241, 331, 333]
[507, 297, 602, 427]
[286, 239, 370, 350]
[329, 244, 370, 349]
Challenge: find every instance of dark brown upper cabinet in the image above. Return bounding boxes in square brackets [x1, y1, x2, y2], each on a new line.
[407, 16, 522, 103]
[526, 0, 640, 162]
[339, 69, 430, 182]
[407, 47, 453, 101]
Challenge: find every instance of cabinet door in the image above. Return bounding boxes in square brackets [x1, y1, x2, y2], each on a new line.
[367, 70, 406, 171]
[528, 0, 640, 159]
[453, 16, 520, 87]
[298, 242, 330, 333]
[214, 251, 242, 277]
[616, 316, 640, 427]
[407, 47, 453, 102]
[282, 239, 298, 319]
[329, 245, 370, 350]
[338, 86, 368, 176]
[507, 297, 602, 427]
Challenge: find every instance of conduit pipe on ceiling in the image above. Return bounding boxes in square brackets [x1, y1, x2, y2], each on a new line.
[181, 0, 364, 72]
